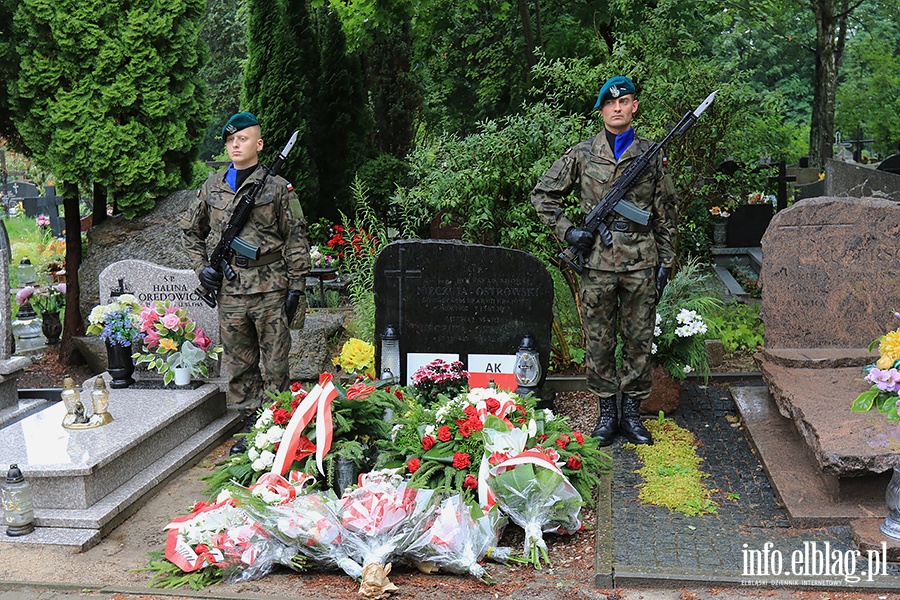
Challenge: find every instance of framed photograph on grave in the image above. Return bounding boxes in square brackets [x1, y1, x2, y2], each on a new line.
[405, 353, 460, 386]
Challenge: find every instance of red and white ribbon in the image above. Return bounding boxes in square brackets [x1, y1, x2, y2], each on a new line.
[164, 500, 234, 572]
[489, 449, 564, 476]
[271, 373, 338, 476]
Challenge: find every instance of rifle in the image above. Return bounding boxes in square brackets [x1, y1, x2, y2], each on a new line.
[196, 130, 299, 308]
[559, 90, 717, 274]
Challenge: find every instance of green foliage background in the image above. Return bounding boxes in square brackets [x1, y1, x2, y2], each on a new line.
[9, 0, 209, 217]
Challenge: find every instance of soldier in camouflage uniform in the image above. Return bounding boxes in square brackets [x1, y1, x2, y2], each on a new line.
[531, 76, 677, 446]
[182, 112, 310, 421]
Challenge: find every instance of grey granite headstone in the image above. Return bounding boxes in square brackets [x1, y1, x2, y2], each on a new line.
[760, 196, 899, 349]
[373, 240, 553, 385]
[825, 158, 900, 201]
[98, 260, 219, 345]
[0, 234, 31, 410]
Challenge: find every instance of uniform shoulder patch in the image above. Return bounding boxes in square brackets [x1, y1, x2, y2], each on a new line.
[196, 189, 201, 197]
[286, 182, 294, 192]
[564, 147, 573, 155]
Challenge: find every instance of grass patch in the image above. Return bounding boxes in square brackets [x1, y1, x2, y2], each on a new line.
[624, 415, 719, 516]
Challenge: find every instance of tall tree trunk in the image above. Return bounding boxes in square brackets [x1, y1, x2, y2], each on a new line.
[92, 182, 107, 227]
[60, 181, 85, 365]
[518, 0, 537, 69]
[809, 0, 851, 168]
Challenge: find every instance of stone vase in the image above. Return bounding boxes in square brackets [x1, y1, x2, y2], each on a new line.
[641, 365, 682, 415]
[881, 466, 900, 540]
[106, 341, 135, 389]
[41, 310, 62, 345]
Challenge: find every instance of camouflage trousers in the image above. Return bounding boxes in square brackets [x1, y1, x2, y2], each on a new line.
[218, 291, 290, 413]
[580, 267, 656, 400]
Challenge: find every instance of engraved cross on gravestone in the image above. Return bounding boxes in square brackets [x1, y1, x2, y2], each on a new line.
[381, 245, 422, 338]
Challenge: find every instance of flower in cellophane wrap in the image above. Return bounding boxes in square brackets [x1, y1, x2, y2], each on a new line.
[404, 494, 509, 579]
[235, 471, 364, 579]
[330, 470, 436, 598]
[163, 495, 295, 584]
[487, 450, 583, 569]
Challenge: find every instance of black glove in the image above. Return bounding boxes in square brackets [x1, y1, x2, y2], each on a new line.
[285, 289, 305, 323]
[655, 266, 671, 301]
[199, 266, 223, 291]
[564, 226, 594, 253]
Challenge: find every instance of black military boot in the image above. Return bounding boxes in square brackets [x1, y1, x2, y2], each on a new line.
[620, 394, 653, 445]
[591, 396, 619, 447]
[229, 412, 258, 455]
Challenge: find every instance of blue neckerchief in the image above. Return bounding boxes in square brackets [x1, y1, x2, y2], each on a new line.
[225, 164, 238, 192]
[613, 128, 635, 161]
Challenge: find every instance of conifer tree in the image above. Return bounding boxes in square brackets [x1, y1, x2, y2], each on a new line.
[12, 0, 208, 217]
[309, 4, 371, 221]
[10, 0, 208, 362]
[243, 0, 319, 213]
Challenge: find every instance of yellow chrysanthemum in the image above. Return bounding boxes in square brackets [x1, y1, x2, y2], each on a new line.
[879, 329, 900, 363]
[334, 338, 375, 374]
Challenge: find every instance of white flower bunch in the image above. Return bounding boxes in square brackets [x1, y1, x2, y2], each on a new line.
[244, 422, 285, 472]
[177, 502, 247, 546]
[434, 395, 474, 424]
[674, 308, 708, 338]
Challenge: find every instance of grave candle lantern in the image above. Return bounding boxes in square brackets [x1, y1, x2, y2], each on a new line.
[89, 377, 114, 427]
[2, 464, 35, 536]
[514, 334, 541, 397]
[380, 324, 400, 382]
[17, 258, 37, 286]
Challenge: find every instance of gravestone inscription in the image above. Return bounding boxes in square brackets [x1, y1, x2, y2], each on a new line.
[759, 196, 899, 349]
[98, 260, 219, 345]
[373, 240, 553, 386]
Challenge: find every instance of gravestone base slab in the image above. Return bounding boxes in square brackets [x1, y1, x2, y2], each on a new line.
[756, 351, 900, 478]
[0, 375, 242, 550]
[850, 518, 900, 562]
[731, 385, 885, 528]
[0, 525, 100, 551]
[0, 357, 32, 410]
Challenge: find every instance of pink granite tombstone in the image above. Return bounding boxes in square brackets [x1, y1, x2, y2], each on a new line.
[760, 196, 900, 350]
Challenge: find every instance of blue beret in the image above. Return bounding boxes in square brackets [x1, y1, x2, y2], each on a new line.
[593, 76, 636, 110]
[222, 112, 259, 139]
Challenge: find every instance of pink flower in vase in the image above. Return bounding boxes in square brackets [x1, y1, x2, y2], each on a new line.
[15, 286, 35, 306]
[139, 307, 159, 332]
[161, 313, 181, 330]
[194, 329, 211, 352]
[144, 329, 161, 349]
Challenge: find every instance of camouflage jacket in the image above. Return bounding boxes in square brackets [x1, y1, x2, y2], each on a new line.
[531, 131, 677, 272]
[181, 166, 310, 295]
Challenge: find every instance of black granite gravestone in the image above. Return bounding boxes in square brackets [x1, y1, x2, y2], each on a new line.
[21, 185, 64, 237]
[373, 240, 553, 386]
[877, 153, 900, 175]
[726, 203, 774, 247]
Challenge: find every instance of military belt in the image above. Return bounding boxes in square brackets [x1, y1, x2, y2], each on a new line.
[232, 252, 282, 268]
[611, 220, 651, 233]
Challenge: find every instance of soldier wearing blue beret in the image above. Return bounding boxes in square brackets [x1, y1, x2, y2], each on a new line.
[182, 112, 310, 446]
[531, 76, 678, 447]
